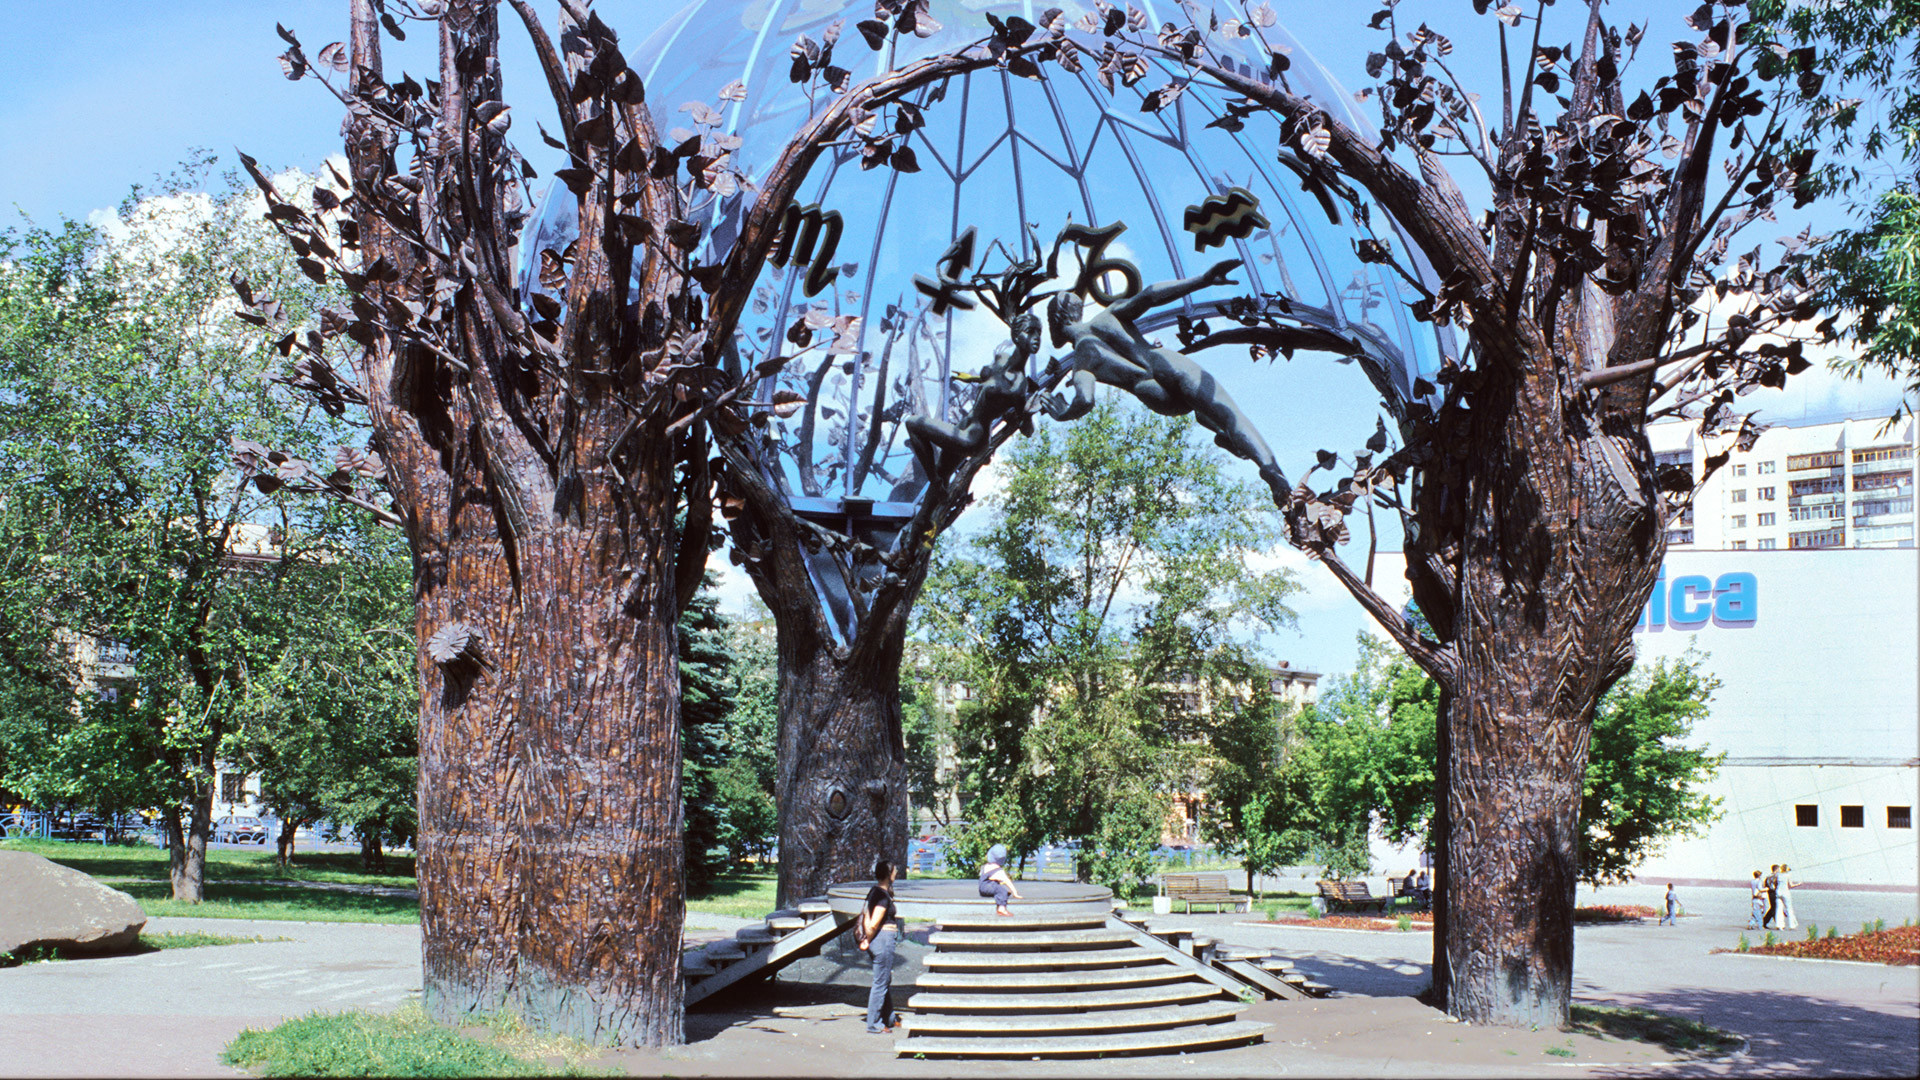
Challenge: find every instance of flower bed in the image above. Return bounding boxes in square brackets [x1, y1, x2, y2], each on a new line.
[1256, 912, 1432, 932]
[1721, 924, 1920, 965]
[1574, 904, 1660, 923]
[1250, 904, 1663, 933]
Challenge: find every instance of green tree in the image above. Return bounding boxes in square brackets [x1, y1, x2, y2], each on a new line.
[1758, 0, 1920, 401]
[1580, 656, 1727, 885]
[918, 402, 1298, 892]
[1316, 637, 1723, 888]
[679, 576, 739, 889]
[0, 164, 350, 899]
[228, 525, 417, 868]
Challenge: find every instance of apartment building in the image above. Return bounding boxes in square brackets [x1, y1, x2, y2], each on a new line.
[1649, 415, 1918, 551]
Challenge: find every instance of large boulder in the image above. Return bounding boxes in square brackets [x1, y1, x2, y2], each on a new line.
[0, 850, 148, 957]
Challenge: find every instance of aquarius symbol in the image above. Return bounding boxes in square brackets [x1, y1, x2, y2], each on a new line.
[1183, 187, 1269, 252]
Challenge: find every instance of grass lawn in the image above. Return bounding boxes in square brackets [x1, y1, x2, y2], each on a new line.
[1, 838, 415, 887]
[223, 1004, 607, 1077]
[686, 870, 779, 919]
[3, 838, 419, 924]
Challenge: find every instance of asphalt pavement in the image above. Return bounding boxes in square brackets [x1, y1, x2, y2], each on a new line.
[1, 883, 1913, 1077]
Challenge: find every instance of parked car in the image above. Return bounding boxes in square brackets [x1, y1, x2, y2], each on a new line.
[212, 815, 269, 844]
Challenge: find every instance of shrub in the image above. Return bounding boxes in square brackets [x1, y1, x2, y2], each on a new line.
[1807, 924, 1818, 942]
[1826, 926, 1839, 940]
[1396, 914, 1413, 932]
[1736, 934, 1749, 952]
[1763, 931, 1776, 946]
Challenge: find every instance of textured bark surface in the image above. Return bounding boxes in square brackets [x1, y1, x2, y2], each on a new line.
[773, 638, 908, 906]
[235, 2, 1039, 1046]
[1137, 0, 1816, 1028]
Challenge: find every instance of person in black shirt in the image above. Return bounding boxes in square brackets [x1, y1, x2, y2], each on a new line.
[858, 858, 902, 1034]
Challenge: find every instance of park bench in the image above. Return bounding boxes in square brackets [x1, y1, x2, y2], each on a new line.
[1162, 873, 1250, 914]
[1317, 879, 1389, 914]
[1388, 878, 1431, 912]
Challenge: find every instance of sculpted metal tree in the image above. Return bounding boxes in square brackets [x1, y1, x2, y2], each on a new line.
[1003, 0, 1827, 1028]
[233, 0, 1065, 1047]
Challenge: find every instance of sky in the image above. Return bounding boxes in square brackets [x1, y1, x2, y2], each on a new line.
[2, 1, 1910, 680]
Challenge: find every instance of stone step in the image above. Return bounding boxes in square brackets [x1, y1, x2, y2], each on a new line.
[903, 1000, 1243, 1037]
[907, 981, 1223, 1014]
[797, 897, 832, 916]
[895, 1019, 1270, 1058]
[935, 913, 1109, 932]
[1256, 958, 1296, 972]
[923, 947, 1168, 971]
[681, 959, 717, 977]
[916, 963, 1190, 992]
[735, 927, 777, 946]
[929, 928, 1136, 950]
[767, 908, 801, 921]
[766, 917, 807, 934]
[702, 943, 746, 962]
[1299, 981, 1332, 996]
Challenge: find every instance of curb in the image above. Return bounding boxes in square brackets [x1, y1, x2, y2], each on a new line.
[1709, 950, 1917, 969]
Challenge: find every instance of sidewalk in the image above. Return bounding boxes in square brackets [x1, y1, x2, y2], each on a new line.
[3, 900, 1914, 1077]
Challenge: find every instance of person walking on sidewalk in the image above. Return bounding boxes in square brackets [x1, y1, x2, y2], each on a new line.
[1747, 870, 1766, 929]
[1777, 864, 1799, 930]
[1659, 883, 1680, 926]
[858, 858, 903, 1034]
[1763, 865, 1781, 929]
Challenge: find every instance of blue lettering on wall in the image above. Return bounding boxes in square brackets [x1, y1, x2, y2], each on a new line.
[1635, 566, 1758, 632]
[1713, 571, 1757, 626]
[1669, 574, 1714, 628]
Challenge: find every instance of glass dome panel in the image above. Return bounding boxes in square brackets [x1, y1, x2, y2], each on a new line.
[520, 1, 1453, 638]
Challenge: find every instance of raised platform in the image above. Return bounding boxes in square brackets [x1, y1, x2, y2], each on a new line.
[825, 879, 1112, 921]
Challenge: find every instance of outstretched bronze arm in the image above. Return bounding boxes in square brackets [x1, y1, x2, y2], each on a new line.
[1107, 258, 1241, 322]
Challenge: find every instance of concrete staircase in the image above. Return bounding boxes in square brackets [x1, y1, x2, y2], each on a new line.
[896, 911, 1274, 1058]
[682, 896, 854, 1006]
[1108, 910, 1333, 1000]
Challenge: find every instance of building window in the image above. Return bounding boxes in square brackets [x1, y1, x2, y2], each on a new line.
[1789, 528, 1846, 549]
[221, 774, 248, 804]
[1730, 515, 1746, 528]
[1890, 806, 1913, 829]
[1733, 463, 1747, 477]
[1758, 461, 1777, 474]
[1756, 486, 1775, 501]
[1731, 541, 1747, 549]
[1728, 489, 1747, 503]
[1788, 451, 1844, 471]
[1840, 805, 1864, 828]
[1795, 804, 1818, 827]
[1758, 512, 1775, 526]
[1757, 538, 1776, 550]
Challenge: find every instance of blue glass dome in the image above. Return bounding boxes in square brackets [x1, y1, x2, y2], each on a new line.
[521, 0, 1451, 638]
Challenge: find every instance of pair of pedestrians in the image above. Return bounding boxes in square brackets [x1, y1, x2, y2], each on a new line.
[1747, 865, 1799, 930]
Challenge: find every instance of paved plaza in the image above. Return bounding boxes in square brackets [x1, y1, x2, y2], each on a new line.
[1, 884, 1913, 1077]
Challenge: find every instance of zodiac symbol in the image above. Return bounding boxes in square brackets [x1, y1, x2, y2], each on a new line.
[1183, 187, 1269, 251]
[912, 227, 979, 315]
[769, 202, 844, 297]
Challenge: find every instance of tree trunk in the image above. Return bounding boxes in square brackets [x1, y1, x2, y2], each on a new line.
[774, 638, 908, 907]
[1421, 367, 1655, 1027]
[168, 789, 212, 902]
[276, 818, 299, 866]
[414, 511, 686, 1046]
[358, 829, 385, 873]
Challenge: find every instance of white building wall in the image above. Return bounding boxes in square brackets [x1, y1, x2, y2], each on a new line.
[1627, 548, 1918, 888]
